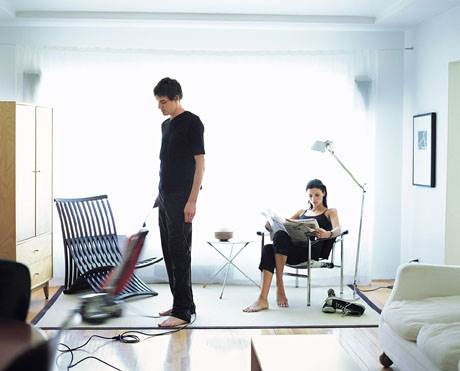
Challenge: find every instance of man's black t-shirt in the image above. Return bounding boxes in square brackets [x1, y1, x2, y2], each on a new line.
[159, 111, 205, 193]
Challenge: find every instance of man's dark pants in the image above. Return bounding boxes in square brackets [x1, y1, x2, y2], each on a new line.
[157, 191, 195, 322]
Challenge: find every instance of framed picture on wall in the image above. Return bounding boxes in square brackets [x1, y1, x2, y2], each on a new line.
[412, 112, 436, 187]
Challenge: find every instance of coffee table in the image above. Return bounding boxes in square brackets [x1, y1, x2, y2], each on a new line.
[251, 334, 359, 371]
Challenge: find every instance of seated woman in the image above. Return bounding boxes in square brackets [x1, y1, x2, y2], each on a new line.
[243, 179, 341, 312]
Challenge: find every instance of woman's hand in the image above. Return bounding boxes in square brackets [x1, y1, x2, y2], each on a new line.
[315, 228, 330, 239]
[265, 221, 272, 232]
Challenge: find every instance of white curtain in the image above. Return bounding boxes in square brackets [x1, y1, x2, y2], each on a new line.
[16, 46, 377, 287]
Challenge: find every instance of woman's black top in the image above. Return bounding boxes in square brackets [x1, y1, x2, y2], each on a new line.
[299, 210, 335, 260]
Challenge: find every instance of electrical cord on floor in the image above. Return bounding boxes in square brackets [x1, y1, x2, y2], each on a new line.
[57, 334, 123, 370]
[123, 302, 162, 318]
[56, 314, 196, 370]
[116, 313, 197, 343]
[359, 285, 393, 292]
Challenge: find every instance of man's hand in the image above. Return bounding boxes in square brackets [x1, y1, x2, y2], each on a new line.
[184, 201, 196, 223]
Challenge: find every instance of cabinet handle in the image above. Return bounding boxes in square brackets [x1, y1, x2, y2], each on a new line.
[32, 170, 41, 173]
[33, 273, 40, 276]
[33, 249, 39, 253]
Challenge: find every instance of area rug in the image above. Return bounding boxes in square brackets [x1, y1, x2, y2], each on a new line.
[34, 284, 380, 330]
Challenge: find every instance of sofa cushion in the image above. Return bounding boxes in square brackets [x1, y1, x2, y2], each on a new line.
[417, 322, 460, 371]
[382, 295, 460, 341]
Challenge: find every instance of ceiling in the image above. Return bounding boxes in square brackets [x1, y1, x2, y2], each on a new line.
[1, 0, 459, 27]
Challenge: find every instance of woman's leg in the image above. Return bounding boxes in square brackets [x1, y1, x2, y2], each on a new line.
[272, 231, 294, 307]
[243, 268, 273, 312]
[275, 253, 289, 307]
[243, 243, 276, 312]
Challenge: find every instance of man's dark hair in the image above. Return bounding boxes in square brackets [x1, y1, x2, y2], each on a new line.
[153, 77, 183, 100]
[306, 178, 328, 208]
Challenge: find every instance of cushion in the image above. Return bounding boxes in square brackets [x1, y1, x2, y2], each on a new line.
[417, 322, 460, 371]
[382, 295, 460, 341]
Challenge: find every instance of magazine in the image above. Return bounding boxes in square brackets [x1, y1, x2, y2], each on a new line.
[262, 210, 319, 243]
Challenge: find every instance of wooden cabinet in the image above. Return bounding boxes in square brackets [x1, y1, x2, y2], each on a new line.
[0, 102, 53, 298]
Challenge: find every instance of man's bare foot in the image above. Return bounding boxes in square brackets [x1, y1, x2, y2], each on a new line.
[159, 308, 172, 317]
[277, 289, 289, 307]
[158, 316, 189, 328]
[243, 298, 269, 312]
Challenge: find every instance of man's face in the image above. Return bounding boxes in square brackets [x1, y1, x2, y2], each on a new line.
[155, 96, 177, 116]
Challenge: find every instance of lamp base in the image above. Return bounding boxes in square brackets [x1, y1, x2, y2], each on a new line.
[338, 284, 361, 302]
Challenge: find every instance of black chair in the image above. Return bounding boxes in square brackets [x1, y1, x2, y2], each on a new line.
[54, 195, 163, 300]
[257, 230, 348, 306]
[0, 259, 31, 321]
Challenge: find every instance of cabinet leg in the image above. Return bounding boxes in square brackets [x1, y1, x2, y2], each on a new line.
[43, 282, 49, 300]
[379, 352, 393, 368]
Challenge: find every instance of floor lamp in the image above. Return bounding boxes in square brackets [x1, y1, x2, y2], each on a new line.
[311, 140, 366, 299]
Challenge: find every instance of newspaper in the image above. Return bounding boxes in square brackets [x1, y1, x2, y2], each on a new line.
[262, 209, 319, 243]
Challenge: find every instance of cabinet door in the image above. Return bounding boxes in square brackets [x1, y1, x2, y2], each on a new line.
[15, 104, 36, 241]
[35, 107, 53, 235]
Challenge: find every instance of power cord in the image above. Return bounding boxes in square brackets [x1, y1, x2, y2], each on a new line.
[57, 314, 196, 370]
[359, 285, 393, 292]
[123, 302, 162, 318]
[57, 334, 123, 370]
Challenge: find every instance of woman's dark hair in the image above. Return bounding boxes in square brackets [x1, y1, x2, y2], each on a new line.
[306, 179, 328, 209]
[153, 77, 183, 100]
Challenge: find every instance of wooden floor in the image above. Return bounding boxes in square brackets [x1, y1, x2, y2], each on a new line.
[28, 280, 398, 371]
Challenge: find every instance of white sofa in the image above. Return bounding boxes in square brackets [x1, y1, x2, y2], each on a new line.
[379, 263, 460, 371]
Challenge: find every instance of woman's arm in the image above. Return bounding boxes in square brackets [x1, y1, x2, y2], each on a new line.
[315, 208, 341, 239]
[326, 208, 341, 238]
[289, 209, 305, 220]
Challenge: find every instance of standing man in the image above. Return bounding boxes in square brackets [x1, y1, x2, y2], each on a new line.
[154, 77, 205, 327]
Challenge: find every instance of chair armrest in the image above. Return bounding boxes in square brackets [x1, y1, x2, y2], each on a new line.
[256, 231, 269, 236]
[387, 263, 460, 303]
[257, 230, 348, 247]
[311, 229, 348, 245]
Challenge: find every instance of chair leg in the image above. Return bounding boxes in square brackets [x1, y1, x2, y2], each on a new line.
[307, 240, 311, 307]
[340, 236, 344, 296]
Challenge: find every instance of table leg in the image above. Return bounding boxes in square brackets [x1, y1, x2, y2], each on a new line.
[204, 241, 259, 297]
[226, 262, 261, 288]
[202, 263, 229, 288]
[219, 244, 234, 299]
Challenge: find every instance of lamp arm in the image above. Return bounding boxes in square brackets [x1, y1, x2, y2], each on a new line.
[327, 148, 366, 191]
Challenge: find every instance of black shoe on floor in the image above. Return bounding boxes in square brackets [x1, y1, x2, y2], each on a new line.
[322, 289, 365, 316]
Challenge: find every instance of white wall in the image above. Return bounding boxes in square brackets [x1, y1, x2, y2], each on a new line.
[402, 6, 460, 264]
[0, 44, 16, 99]
[0, 23, 405, 280]
[372, 49, 404, 278]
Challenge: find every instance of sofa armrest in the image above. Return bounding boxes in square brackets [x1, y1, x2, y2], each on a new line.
[387, 263, 460, 303]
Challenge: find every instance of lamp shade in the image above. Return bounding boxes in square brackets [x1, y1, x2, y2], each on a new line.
[311, 140, 332, 153]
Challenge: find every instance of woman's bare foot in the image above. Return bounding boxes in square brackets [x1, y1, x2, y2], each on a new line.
[277, 289, 289, 307]
[158, 316, 189, 328]
[243, 298, 269, 312]
[159, 308, 172, 317]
